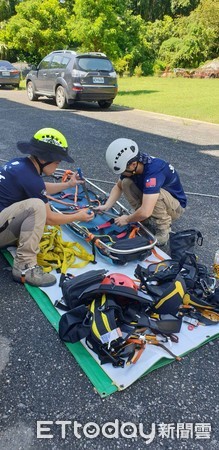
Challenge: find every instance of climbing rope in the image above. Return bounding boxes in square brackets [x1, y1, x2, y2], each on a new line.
[37, 225, 94, 274]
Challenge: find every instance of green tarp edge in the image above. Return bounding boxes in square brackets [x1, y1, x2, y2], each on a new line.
[1, 249, 117, 397]
[2, 249, 219, 397]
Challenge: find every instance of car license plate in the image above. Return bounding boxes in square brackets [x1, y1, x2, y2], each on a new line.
[2, 71, 10, 76]
[93, 77, 104, 84]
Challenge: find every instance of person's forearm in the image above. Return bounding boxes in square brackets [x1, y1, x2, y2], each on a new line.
[46, 210, 83, 226]
[45, 181, 73, 195]
[126, 206, 148, 223]
[104, 185, 122, 210]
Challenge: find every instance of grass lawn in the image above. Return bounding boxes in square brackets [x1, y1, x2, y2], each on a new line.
[20, 77, 219, 124]
[114, 76, 219, 124]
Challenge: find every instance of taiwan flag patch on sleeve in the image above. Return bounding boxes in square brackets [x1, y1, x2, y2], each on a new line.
[145, 178, 156, 188]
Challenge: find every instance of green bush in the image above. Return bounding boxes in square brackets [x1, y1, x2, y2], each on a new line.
[153, 59, 167, 75]
[133, 64, 143, 77]
[141, 59, 154, 76]
[114, 54, 132, 77]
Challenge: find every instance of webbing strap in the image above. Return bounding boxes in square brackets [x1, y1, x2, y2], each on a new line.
[87, 219, 129, 239]
[46, 194, 77, 207]
[151, 247, 165, 260]
[37, 225, 94, 274]
[89, 219, 114, 231]
[128, 226, 140, 239]
[61, 169, 73, 182]
[90, 295, 117, 340]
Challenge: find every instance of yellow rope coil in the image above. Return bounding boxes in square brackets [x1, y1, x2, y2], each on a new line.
[37, 225, 94, 274]
[213, 263, 219, 279]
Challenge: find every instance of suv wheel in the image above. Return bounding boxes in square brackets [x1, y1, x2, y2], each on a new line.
[56, 86, 68, 109]
[27, 81, 38, 101]
[98, 100, 113, 109]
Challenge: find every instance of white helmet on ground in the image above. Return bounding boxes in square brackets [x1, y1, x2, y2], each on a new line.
[105, 138, 139, 174]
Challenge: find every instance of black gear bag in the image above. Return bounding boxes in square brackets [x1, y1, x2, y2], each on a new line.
[55, 269, 108, 311]
[169, 229, 203, 261]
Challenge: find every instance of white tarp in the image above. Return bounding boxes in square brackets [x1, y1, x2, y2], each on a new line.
[8, 226, 219, 390]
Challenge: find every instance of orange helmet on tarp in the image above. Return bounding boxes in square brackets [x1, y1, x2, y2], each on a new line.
[101, 273, 138, 290]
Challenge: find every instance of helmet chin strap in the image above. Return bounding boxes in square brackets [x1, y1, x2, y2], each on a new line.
[124, 162, 139, 175]
[33, 156, 53, 175]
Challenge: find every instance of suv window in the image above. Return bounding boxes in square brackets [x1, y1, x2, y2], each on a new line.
[38, 55, 52, 70]
[50, 54, 63, 69]
[76, 57, 113, 72]
[60, 56, 71, 69]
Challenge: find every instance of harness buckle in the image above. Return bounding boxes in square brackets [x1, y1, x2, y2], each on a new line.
[200, 277, 216, 295]
[98, 304, 108, 312]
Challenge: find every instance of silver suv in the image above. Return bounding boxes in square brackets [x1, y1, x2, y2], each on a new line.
[26, 50, 118, 109]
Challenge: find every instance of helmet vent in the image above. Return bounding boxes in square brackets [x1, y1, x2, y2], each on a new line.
[105, 138, 139, 174]
[41, 135, 62, 147]
[114, 148, 126, 165]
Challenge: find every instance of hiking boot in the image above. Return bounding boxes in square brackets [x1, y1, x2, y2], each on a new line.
[12, 264, 57, 287]
[155, 230, 170, 247]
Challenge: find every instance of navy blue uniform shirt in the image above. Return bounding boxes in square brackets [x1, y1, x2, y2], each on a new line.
[0, 157, 48, 212]
[121, 153, 187, 208]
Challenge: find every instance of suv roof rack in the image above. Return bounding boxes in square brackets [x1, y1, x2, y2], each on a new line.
[51, 50, 77, 55]
[50, 50, 106, 58]
[80, 52, 107, 57]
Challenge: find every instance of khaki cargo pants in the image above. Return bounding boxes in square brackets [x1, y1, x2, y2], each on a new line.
[0, 198, 46, 269]
[121, 178, 185, 233]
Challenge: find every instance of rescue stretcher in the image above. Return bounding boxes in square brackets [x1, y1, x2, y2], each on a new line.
[50, 169, 157, 265]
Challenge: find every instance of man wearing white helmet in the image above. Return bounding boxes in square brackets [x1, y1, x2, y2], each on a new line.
[98, 138, 186, 246]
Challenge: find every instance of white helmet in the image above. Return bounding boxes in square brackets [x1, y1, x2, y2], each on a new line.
[105, 138, 139, 174]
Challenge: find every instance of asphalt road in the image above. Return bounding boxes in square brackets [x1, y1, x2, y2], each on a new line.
[0, 89, 219, 450]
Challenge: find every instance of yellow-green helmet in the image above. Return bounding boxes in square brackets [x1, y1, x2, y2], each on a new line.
[17, 127, 74, 163]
